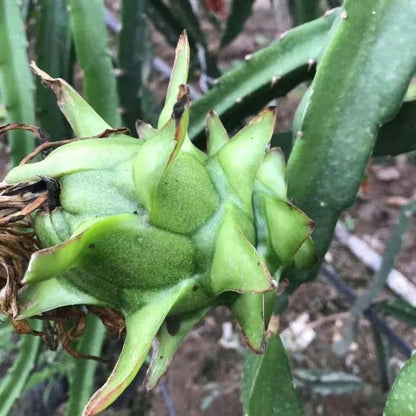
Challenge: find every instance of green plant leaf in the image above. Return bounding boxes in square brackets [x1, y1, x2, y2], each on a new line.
[275, 98, 416, 159]
[372, 325, 394, 391]
[0, 0, 35, 165]
[293, 368, 364, 395]
[24, 354, 74, 392]
[30, 64, 111, 137]
[67, 315, 106, 416]
[148, 0, 184, 47]
[189, 10, 339, 141]
[151, 0, 220, 77]
[373, 100, 416, 156]
[118, 0, 151, 133]
[242, 335, 305, 416]
[19, 0, 33, 21]
[327, 0, 342, 6]
[271, 131, 293, 160]
[0, 4, 40, 414]
[288, 0, 321, 26]
[0, 320, 42, 416]
[0, 323, 14, 351]
[220, 0, 255, 47]
[158, 32, 190, 128]
[384, 354, 416, 416]
[168, 0, 207, 48]
[287, 0, 416, 287]
[35, 0, 72, 140]
[67, 0, 121, 127]
[375, 300, 416, 328]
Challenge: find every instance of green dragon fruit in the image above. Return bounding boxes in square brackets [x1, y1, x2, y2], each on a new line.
[0, 34, 316, 415]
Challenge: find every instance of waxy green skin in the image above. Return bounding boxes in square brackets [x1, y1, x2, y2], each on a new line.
[3, 36, 316, 416]
[384, 354, 416, 416]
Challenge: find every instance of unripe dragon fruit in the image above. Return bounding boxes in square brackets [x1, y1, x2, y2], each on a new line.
[0, 34, 316, 415]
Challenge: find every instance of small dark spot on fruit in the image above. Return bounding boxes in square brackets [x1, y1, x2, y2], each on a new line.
[133, 211, 138, 214]
[166, 316, 180, 336]
[257, 262, 260, 266]
[172, 91, 188, 124]
[89, 243, 95, 249]
[192, 285, 199, 291]
[39, 176, 61, 211]
[160, 356, 163, 359]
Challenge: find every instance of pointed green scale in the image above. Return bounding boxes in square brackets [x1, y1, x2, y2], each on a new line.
[145, 306, 210, 390]
[34, 210, 70, 248]
[17, 277, 106, 319]
[255, 147, 287, 199]
[83, 284, 192, 416]
[25, 214, 196, 293]
[132, 119, 176, 212]
[230, 293, 266, 353]
[135, 120, 157, 139]
[207, 110, 229, 156]
[31, 63, 111, 137]
[293, 237, 318, 271]
[25, 235, 84, 284]
[217, 108, 275, 211]
[252, 192, 280, 272]
[263, 194, 314, 264]
[48, 209, 72, 242]
[173, 86, 207, 163]
[150, 153, 219, 234]
[6, 135, 141, 184]
[253, 148, 289, 269]
[166, 84, 190, 166]
[158, 32, 190, 128]
[180, 134, 208, 163]
[210, 204, 274, 294]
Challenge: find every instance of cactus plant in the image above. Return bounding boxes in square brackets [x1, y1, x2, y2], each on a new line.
[0, 34, 316, 415]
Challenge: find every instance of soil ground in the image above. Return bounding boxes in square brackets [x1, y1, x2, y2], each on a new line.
[1, 1, 415, 415]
